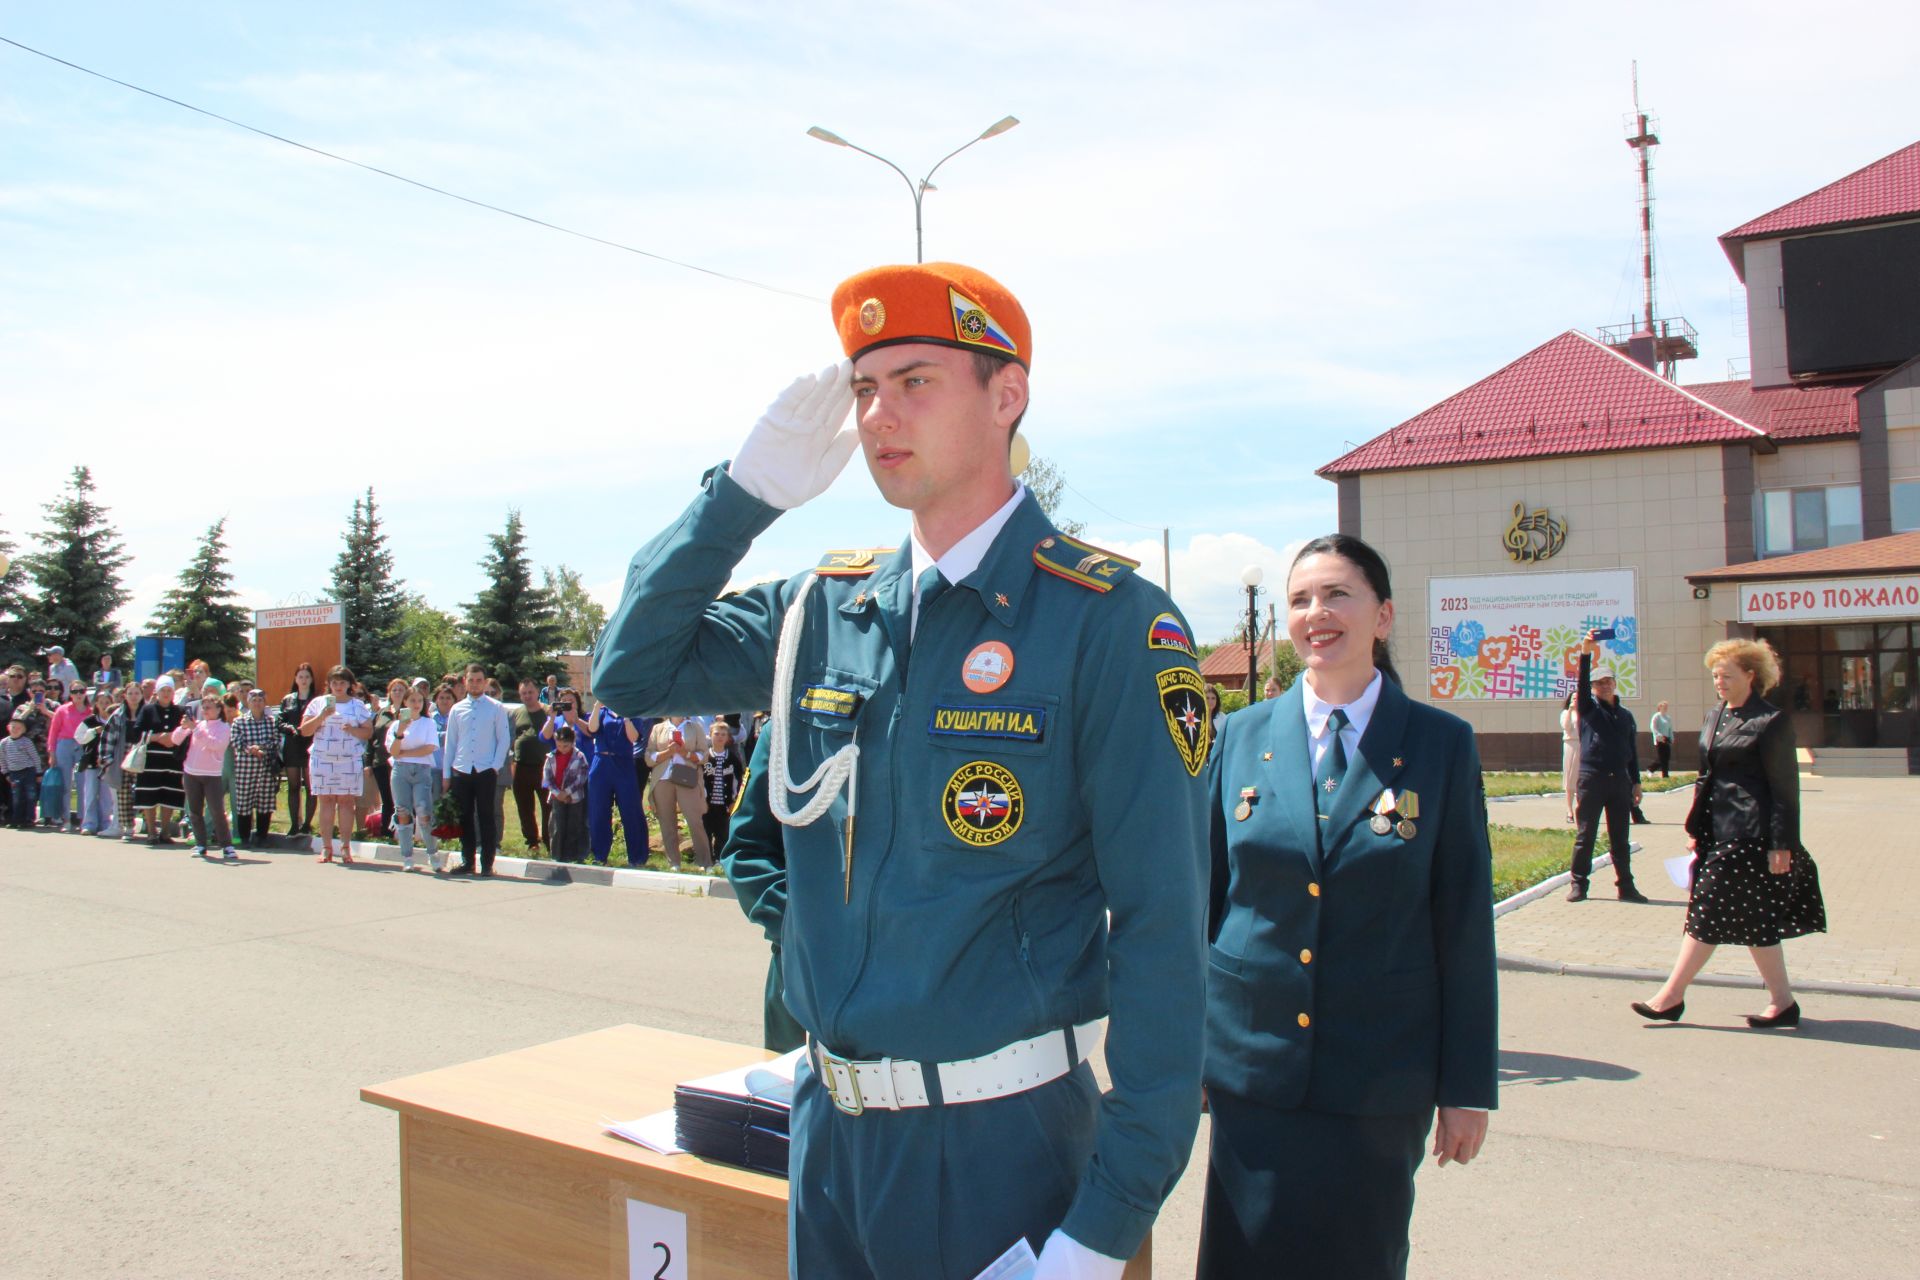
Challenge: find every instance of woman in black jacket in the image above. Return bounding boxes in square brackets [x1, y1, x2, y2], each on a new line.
[1632, 638, 1825, 1028]
[279, 663, 318, 835]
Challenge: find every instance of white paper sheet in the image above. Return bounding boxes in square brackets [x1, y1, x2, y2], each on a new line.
[605, 1108, 683, 1154]
[973, 1236, 1039, 1280]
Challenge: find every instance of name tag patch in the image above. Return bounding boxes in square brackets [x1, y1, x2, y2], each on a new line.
[797, 684, 863, 718]
[928, 703, 1046, 743]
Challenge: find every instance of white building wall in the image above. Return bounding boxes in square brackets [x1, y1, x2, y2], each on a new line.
[1745, 239, 1792, 389]
[1358, 447, 1729, 754]
[1754, 439, 1864, 489]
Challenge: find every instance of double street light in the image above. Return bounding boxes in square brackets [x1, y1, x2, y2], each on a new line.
[806, 116, 1020, 262]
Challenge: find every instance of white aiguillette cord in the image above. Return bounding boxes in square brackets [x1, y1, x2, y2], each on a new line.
[767, 573, 862, 900]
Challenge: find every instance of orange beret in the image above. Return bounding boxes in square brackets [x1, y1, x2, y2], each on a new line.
[832, 262, 1031, 370]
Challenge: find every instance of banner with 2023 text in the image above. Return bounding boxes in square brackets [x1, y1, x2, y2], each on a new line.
[1427, 569, 1638, 701]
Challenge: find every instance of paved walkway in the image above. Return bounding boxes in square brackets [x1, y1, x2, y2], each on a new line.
[1494, 775, 1920, 994]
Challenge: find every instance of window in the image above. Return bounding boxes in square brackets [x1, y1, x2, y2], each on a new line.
[1756, 484, 1864, 556]
[1894, 480, 1920, 533]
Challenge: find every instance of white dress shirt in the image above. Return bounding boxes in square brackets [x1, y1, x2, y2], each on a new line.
[908, 483, 1027, 640]
[1302, 669, 1384, 774]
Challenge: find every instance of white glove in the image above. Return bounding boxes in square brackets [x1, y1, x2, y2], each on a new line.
[1031, 1230, 1126, 1280]
[727, 360, 859, 509]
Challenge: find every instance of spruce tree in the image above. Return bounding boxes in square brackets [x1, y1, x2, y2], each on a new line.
[150, 518, 252, 676]
[18, 467, 130, 667]
[330, 489, 409, 682]
[461, 510, 564, 688]
[0, 524, 39, 668]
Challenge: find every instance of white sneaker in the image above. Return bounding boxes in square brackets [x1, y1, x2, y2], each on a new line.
[100, 825, 122, 839]
[222, 848, 237, 862]
[192, 846, 208, 858]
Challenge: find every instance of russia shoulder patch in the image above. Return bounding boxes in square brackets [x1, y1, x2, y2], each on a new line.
[1147, 611, 1196, 658]
[1032, 534, 1140, 593]
[815, 548, 895, 577]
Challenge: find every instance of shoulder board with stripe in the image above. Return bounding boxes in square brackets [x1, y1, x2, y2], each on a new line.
[1032, 534, 1140, 593]
[814, 548, 897, 577]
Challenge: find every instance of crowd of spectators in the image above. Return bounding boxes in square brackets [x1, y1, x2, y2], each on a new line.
[3, 650, 759, 875]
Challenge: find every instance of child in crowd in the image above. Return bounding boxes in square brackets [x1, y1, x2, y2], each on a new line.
[4, 709, 41, 829]
[700, 720, 746, 859]
[542, 725, 588, 863]
[386, 685, 441, 872]
[173, 690, 236, 860]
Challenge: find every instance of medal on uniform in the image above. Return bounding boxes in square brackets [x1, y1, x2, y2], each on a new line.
[1236, 786, 1257, 822]
[1370, 789, 1395, 836]
[1395, 789, 1420, 841]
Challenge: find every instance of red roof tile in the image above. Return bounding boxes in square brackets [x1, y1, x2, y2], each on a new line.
[1199, 640, 1274, 684]
[1686, 532, 1920, 583]
[1318, 331, 1763, 478]
[1720, 140, 1920, 277]
[1681, 378, 1860, 442]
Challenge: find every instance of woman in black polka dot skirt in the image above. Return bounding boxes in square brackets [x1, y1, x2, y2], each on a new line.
[1631, 638, 1825, 1028]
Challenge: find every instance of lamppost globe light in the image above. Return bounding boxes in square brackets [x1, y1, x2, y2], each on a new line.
[0, 552, 10, 576]
[1008, 433, 1031, 475]
[1241, 564, 1264, 588]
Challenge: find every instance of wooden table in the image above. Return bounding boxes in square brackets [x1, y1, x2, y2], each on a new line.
[362, 1023, 1150, 1278]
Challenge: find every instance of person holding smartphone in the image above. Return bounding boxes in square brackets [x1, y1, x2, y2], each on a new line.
[1566, 629, 1647, 903]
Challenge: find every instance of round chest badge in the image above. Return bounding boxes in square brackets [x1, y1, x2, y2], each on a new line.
[961, 641, 1015, 693]
[942, 761, 1024, 847]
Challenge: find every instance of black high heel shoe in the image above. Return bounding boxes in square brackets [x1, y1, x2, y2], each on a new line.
[1745, 1002, 1800, 1028]
[1631, 999, 1684, 1022]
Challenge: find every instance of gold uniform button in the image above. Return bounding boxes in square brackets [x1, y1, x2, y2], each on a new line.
[1299, 949, 1313, 965]
[1297, 1013, 1311, 1028]
[1307, 882, 1321, 897]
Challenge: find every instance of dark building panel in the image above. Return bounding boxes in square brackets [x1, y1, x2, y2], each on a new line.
[1783, 221, 1920, 377]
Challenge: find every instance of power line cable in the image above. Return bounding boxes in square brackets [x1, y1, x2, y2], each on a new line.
[0, 34, 822, 303]
[1061, 480, 1165, 533]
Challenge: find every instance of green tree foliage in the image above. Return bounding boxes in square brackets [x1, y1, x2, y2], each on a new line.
[1018, 454, 1086, 537]
[460, 510, 564, 688]
[397, 594, 467, 684]
[149, 518, 252, 677]
[0, 524, 38, 668]
[542, 563, 608, 652]
[331, 489, 409, 683]
[1265, 640, 1305, 694]
[18, 467, 130, 668]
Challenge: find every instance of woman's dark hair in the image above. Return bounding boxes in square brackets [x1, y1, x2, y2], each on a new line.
[290, 662, 316, 696]
[1289, 534, 1401, 686]
[326, 664, 354, 687]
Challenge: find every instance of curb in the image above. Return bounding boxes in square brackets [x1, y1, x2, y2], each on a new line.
[265, 835, 734, 899]
[1492, 847, 1640, 917]
[1495, 953, 1920, 1002]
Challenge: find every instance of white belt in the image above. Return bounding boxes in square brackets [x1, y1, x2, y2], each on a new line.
[810, 1020, 1105, 1116]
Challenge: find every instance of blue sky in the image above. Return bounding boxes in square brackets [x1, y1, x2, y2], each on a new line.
[2, 1, 1914, 645]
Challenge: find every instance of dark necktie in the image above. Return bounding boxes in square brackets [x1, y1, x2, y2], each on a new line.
[914, 567, 949, 641]
[1314, 708, 1350, 814]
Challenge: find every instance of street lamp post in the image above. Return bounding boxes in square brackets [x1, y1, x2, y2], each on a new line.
[805, 116, 1020, 263]
[1241, 565, 1264, 702]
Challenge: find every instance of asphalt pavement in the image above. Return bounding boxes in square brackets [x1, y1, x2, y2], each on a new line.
[3, 826, 1916, 1279]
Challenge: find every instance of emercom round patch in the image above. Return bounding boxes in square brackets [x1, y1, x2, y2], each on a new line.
[941, 760, 1024, 847]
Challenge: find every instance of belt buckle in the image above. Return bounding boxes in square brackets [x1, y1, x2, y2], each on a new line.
[816, 1045, 865, 1116]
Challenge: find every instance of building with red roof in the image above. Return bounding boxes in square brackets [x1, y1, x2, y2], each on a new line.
[1321, 141, 1920, 771]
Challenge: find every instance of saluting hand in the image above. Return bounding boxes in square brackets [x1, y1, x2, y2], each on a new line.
[1432, 1106, 1487, 1167]
[728, 360, 858, 509]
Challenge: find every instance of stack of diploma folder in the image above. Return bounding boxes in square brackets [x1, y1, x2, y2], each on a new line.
[671, 1047, 806, 1178]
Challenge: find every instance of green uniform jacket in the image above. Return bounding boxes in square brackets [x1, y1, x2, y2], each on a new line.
[593, 466, 1210, 1259]
[1204, 678, 1499, 1113]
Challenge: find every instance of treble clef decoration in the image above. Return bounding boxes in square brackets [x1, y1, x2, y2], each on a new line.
[1503, 502, 1568, 563]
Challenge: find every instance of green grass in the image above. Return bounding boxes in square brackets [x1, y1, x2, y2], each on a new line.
[1484, 771, 1695, 798]
[1487, 823, 1582, 901]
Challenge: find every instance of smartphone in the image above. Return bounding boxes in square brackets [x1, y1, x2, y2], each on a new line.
[398, 706, 413, 722]
[325, 694, 336, 709]
[1592, 628, 1617, 642]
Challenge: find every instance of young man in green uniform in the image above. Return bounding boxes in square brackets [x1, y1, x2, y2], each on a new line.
[594, 262, 1210, 1278]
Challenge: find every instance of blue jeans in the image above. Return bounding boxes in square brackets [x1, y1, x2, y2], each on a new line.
[7, 768, 38, 828]
[391, 762, 439, 864]
[42, 738, 78, 825]
[78, 767, 114, 833]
